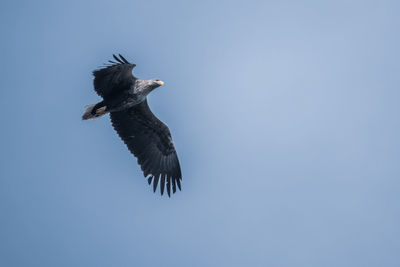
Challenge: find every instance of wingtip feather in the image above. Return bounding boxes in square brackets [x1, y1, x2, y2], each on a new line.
[119, 54, 130, 64]
[153, 175, 160, 193]
[160, 175, 165, 195]
[113, 54, 123, 64]
[166, 176, 171, 197]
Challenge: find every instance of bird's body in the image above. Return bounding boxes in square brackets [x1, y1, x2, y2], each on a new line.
[83, 54, 182, 196]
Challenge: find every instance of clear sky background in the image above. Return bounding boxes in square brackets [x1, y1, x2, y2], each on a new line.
[1, 0, 399, 266]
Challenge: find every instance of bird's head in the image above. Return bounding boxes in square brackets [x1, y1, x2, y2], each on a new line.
[139, 79, 164, 96]
[152, 79, 164, 88]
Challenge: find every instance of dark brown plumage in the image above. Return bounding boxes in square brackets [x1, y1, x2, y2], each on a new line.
[82, 55, 182, 196]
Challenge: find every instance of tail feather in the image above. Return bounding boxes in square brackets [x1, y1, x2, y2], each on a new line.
[82, 103, 107, 120]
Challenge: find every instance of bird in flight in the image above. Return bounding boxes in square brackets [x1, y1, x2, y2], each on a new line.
[82, 54, 182, 197]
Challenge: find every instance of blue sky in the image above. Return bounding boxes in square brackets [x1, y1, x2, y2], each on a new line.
[1, 0, 399, 266]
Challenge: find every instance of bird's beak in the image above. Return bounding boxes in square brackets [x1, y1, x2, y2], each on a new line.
[156, 80, 164, 86]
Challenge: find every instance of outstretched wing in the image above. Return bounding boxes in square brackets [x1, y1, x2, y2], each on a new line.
[110, 99, 182, 196]
[93, 54, 136, 99]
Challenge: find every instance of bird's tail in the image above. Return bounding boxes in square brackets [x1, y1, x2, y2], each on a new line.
[82, 102, 108, 120]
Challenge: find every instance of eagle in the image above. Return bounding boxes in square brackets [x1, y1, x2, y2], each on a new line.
[82, 54, 182, 197]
